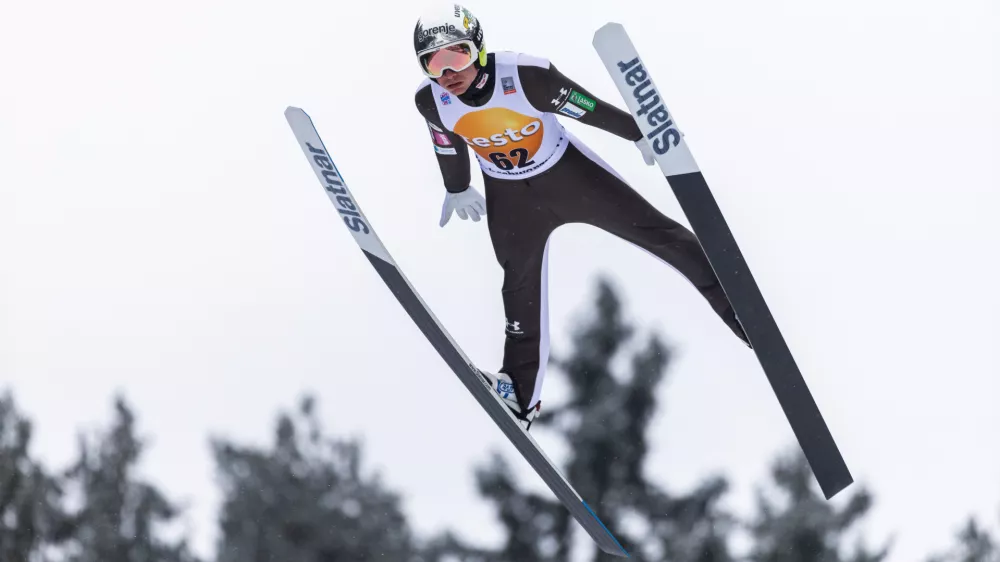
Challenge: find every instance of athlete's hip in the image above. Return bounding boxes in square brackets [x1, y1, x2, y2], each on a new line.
[481, 135, 617, 192]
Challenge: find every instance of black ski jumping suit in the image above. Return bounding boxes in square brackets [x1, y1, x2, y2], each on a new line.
[414, 51, 748, 412]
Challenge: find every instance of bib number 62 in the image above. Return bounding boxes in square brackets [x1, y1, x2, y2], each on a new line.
[488, 148, 534, 171]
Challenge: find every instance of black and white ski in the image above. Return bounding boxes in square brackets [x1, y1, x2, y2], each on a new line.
[592, 23, 853, 500]
[284, 106, 630, 557]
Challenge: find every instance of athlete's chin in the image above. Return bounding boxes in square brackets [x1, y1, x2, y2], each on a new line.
[443, 81, 469, 95]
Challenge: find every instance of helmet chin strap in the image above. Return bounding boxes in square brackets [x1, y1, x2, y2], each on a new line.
[462, 57, 492, 101]
[471, 64, 487, 87]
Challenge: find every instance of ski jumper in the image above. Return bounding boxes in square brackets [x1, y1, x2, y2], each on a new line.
[414, 51, 745, 411]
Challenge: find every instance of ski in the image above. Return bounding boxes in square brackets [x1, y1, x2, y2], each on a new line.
[591, 23, 853, 500]
[284, 106, 630, 557]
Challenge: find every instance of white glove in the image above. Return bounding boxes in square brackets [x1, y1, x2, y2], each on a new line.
[439, 185, 486, 227]
[635, 137, 655, 166]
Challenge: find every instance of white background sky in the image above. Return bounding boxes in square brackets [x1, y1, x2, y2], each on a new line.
[2, 0, 997, 560]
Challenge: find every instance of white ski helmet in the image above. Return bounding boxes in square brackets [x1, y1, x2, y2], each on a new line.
[413, 4, 486, 78]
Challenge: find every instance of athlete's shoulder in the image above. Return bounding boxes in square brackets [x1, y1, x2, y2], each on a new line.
[489, 50, 552, 70]
[414, 78, 436, 113]
[414, 77, 434, 103]
[414, 78, 451, 130]
[516, 52, 552, 70]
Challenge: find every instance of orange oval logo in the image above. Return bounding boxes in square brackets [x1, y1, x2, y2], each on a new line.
[453, 108, 544, 164]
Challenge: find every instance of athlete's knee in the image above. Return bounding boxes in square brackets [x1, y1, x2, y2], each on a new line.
[643, 213, 696, 239]
[630, 223, 699, 254]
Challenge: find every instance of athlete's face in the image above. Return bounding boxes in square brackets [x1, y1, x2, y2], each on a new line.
[437, 64, 479, 95]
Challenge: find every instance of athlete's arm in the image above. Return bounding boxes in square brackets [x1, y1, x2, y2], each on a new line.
[516, 54, 642, 142]
[414, 83, 472, 193]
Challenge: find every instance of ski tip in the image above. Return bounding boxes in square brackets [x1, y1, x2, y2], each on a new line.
[284, 106, 318, 133]
[592, 21, 626, 44]
[582, 501, 630, 557]
[284, 106, 310, 123]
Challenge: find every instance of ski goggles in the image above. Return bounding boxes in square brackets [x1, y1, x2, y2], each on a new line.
[418, 41, 478, 78]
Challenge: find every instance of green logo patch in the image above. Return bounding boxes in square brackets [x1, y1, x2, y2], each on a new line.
[568, 90, 596, 111]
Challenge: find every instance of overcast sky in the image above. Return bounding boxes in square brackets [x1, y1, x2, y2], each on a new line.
[2, 0, 997, 560]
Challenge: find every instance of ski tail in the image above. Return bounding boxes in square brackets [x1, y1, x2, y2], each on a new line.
[283, 106, 629, 557]
[591, 23, 853, 500]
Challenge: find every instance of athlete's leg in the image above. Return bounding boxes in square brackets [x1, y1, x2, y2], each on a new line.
[483, 175, 562, 411]
[555, 140, 750, 345]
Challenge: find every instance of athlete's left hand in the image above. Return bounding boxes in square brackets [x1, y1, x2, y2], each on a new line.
[635, 137, 655, 166]
[439, 185, 486, 227]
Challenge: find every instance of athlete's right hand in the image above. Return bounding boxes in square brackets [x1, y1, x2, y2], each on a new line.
[439, 185, 486, 227]
[635, 137, 656, 166]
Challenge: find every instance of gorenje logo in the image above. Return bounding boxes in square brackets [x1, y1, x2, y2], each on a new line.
[305, 142, 369, 234]
[616, 56, 681, 155]
[420, 24, 457, 38]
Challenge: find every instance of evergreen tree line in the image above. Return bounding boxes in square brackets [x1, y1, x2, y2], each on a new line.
[2, 278, 997, 562]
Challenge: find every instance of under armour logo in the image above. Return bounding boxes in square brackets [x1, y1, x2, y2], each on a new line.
[551, 87, 569, 106]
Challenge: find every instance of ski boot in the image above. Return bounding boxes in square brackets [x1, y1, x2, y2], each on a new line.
[479, 370, 541, 431]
